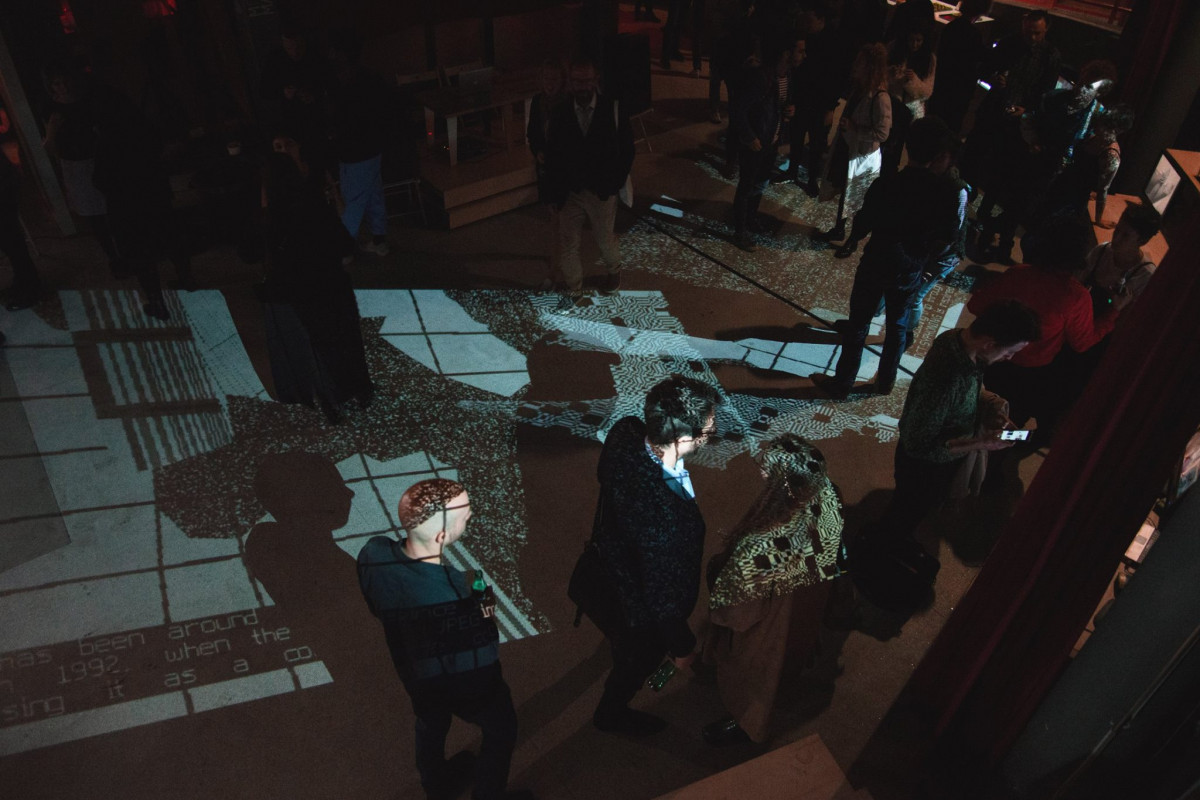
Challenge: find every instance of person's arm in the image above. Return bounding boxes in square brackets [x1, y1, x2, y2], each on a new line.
[1063, 283, 1119, 352]
[526, 96, 546, 160]
[710, 596, 770, 632]
[909, 53, 936, 102]
[734, 70, 767, 149]
[1093, 145, 1120, 227]
[863, 91, 892, 147]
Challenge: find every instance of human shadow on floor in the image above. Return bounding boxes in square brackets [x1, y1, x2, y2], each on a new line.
[513, 639, 610, 748]
[245, 451, 400, 689]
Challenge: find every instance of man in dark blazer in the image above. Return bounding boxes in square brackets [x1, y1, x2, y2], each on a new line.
[591, 375, 723, 735]
[546, 60, 635, 303]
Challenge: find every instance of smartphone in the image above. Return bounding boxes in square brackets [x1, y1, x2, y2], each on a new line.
[999, 429, 1030, 441]
[976, 78, 993, 91]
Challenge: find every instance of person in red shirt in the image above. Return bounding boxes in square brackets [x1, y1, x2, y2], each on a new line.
[966, 216, 1132, 433]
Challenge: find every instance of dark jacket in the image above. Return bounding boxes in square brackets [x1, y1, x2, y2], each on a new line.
[849, 165, 962, 290]
[545, 92, 635, 205]
[733, 65, 782, 149]
[593, 417, 705, 656]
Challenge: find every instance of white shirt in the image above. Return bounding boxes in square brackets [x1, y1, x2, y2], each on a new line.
[575, 93, 598, 136]
[645, 439, 696, 499]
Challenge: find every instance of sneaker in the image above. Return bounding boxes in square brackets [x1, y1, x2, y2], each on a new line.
[361, 239, 390, 256]
[593, 706, 667, 735]
[600, 271, 622, 294]
[555, 290, 584, 311]
[810, 372, 851, 400]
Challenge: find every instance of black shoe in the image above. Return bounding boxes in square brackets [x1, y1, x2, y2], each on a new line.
[800, 180, 820, 198]
[734, 233, 757, 252]
[874, 379, 895, 395]
[593, 706, 667, 735]
[811, 222, 845, 243]
[600, 270, 622, 294]
[829, 319, 853, 337]
[428, 750, 476, 800]
[833, 240, 858, 259]
[142, 301, 170, 321]
[4, 290, 39, 311]
[811, 372, 851, 400]
[702, 716, 751, 746]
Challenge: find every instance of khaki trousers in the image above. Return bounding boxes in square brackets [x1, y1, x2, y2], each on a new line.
[559, 190, 621, 291]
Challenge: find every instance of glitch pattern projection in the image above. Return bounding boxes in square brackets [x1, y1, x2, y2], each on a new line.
[0, 282, 966, 756]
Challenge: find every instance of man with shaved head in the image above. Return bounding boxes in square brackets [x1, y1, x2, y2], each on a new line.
[358, 479, 533, 800]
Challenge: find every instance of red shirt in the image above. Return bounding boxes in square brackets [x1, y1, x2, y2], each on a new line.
[966, 264, 1118, 368]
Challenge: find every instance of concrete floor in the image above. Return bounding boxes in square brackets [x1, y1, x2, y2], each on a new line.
[0, 63, 1044, 800]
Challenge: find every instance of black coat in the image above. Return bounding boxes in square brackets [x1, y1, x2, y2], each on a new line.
[732, 66, 782, 149]
[545, 92, 635, 205]
[592, 417, 706, 656]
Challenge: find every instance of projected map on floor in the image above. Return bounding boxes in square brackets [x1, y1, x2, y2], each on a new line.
[0, 285, 962, 756]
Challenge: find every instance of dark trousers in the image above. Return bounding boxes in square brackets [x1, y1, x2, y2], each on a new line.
[0, 202, 38, 295]
[414, 678, 518, 800]
[885, 443, 961, 542]
[787, 108, 830, 185]
[598, 626, 666, 712]
[832, 270, 916, 390]
[732, 144, 776, 234]
[662, 0, 693, 62]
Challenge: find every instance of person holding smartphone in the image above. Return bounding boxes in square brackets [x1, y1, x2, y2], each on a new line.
[881, 300, 1042, 545]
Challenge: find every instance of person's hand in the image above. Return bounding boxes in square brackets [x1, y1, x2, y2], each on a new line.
[824, 110, 835, 127]
[1005, 105, 1025, 117]
[671, 651, 697, 670]
[749, 137, 762, 152]
[945, 433, 1015, 455]
[1111, 286, 1134, 311]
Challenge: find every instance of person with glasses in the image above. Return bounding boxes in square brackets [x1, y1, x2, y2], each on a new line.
[357, 479, 534, 800]
[589, 375, 723, 735]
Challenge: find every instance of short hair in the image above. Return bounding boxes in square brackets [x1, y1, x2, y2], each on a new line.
[569, 58, 599, 76]
[1078, 59, 1118, 90]
[905, 116, 955, 164]
[1120, 200, 1162, 244]
[809, 1, 830, 22]
[1028, 215, 1092, 273]
[970, 300, 1042, 346]
[758, 433, 829, 505]
[397, 478, 465, 531]
[644, 375, 723, 445]
[1024, 10, 1051, 26]
[763, 30, 803, 69]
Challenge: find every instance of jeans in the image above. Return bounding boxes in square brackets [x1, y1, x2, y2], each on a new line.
[414, 678, 518, 800]
[339, 153, 387, 239]
[833, 269, 917, 390]
[875, 254, 960, 352]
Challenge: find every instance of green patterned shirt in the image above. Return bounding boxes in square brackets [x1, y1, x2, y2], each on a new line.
[898, 329, 983, 463]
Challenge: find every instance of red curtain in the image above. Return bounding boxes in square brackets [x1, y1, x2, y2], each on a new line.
[1118, 0, 1189, 122]
[906, 221, 1200, 765]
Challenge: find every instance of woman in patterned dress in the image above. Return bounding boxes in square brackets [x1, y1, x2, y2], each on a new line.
[701, 434, 845, 744]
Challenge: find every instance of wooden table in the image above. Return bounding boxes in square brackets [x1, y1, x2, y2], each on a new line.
[417, 76, 541, 167]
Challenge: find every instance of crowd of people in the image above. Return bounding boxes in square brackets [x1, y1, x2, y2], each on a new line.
[0, 4, 1167, 797]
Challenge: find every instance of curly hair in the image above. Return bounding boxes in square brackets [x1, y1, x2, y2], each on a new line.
[397, 478, 466, 531]
[853, 43, 890, 95]
[737, 434, 831, 536]
[643, 375, 723, 445]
